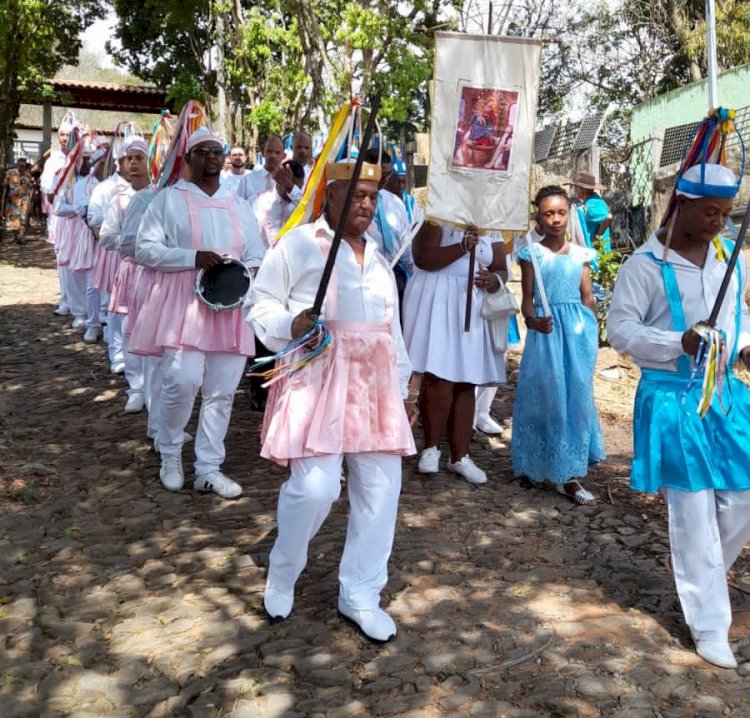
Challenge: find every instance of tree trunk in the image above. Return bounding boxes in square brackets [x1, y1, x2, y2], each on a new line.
[0, 0, 22, 170]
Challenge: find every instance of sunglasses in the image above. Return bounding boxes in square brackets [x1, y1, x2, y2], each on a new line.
[191, 147, 226, 158]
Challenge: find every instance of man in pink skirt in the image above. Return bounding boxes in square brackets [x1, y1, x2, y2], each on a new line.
[131, 127, 265, 499]
[248, 157, 418, 642]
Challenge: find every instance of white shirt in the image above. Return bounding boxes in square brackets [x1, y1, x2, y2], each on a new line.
[40, 148, 67, 195]
[607, 232, 750, 371]
[368, 189, 413, 271]
[135, 179, 265, 272]
[236, 167, 275, 201]
[221, 170, 250, 193]
[254, 188, 298, 249]
[247, 215, 411, 395]
[119, 188, 157, 258]
[100, 186, 143, 254]
[52, 173, 98, 218]
[88, 173, 130, 240]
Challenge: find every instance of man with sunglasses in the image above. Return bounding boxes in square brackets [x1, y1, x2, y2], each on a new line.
[132, 127, 265, 498]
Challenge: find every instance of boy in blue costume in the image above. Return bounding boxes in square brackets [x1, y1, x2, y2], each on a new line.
[608, 161, 750, 669]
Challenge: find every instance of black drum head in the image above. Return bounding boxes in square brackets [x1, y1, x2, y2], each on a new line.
[200, 261, 250, 308]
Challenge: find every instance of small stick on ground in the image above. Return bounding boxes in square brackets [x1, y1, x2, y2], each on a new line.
[607, 480, 616, 506]
[468, 635, 553, 676]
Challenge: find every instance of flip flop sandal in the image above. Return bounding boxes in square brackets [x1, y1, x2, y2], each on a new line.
[518, 475, 545, 490]
[556, 481, 596, 505]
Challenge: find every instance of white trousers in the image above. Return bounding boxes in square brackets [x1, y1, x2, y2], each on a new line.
[85, 281, 101, 329]
[157, 348, 246, 474]
[475, 386, 498, 417]
[60, 268, 86, 320]
[120, 318, 144, 397]
[268, 452, 402, 609]
[144, 356, 163, 440]
[667, 487, 750, 643]
[56, 265, 70, 312]
[106, 312, 125, 367]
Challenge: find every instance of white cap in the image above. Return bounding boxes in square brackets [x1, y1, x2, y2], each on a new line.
[186, 127, 225, 153]
[676, 163, 739, 199]
[122, 137, 149, 156]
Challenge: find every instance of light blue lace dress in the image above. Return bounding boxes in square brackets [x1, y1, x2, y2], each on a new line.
[511, 243, 605, 483]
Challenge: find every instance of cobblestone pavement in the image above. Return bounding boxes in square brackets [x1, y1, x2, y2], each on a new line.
[1, 236, 750, 718]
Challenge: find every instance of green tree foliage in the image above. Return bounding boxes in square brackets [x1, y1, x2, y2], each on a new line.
[0, 0, 105, 164]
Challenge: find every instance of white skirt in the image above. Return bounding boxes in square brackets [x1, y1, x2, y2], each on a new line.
[402, 267, 506, 386]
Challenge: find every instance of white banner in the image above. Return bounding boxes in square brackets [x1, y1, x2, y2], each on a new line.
[426, 32, 542, 232]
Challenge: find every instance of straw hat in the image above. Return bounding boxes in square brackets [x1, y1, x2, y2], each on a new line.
[566, 171, 605, 191]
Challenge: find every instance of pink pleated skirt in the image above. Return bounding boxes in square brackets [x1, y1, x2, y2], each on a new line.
[261, 320, 416, 466]
[128, 269, 255, 357]
[109, 256, 138, 314]
[67, 223, 96, 272]
[124, 265, 157, 339]
[91, 244, 122, 293]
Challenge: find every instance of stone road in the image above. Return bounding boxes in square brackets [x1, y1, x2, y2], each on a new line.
[1, 236, 749, 718]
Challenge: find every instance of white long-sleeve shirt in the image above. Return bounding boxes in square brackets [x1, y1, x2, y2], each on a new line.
[119, 188, 157, 258]
[88, 173, 130, 241]
[254, 188, 298, 248]
[99, 186, 135, 252]
[607, 232, 750, 371]
[40, 149, 67, 195]
[235, 167, 275, 201]
[52, 174, 97, 218]
[247, 215, 411, 396]
[221, 170, 250, 193]
[135, 179, 265, 271]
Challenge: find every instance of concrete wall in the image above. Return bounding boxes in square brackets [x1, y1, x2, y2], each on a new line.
[630, 63, 750, 144]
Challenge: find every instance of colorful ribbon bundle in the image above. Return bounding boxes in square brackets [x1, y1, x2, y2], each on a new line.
[155, 100, 212, 189]
[684, 321, 730, 418]
[246, 322, 332, 387]
[148, 110, 174, 183]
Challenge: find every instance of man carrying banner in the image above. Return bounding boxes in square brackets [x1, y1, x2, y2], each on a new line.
[248, 153, 417, 642]
[608, 112, 750, 669]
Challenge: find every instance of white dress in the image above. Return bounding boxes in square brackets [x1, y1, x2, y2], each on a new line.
[402, 225, 506, 386]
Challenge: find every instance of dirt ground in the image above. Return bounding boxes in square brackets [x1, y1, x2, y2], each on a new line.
[1, 231, 749, 718]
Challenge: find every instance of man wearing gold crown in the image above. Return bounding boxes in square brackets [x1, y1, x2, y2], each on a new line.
[608, 158, 750, 669]
[247, 154, 417, 642]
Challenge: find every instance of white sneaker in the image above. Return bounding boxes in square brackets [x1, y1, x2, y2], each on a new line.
[447, 455, 487, 485]
[475, 413, 503, 434]
[194, 471, 242, 499]
[124, 393, 145, 413]
[83, 326, 100, 343]
[71, 317, 87, 329]
[264, 583, 294, 620]
[54, 306, 70, 316]
[110, 362, 125, 374]
[418, 446, 440, 474]
[338, 598, 397, 642]
[695, 640, 738, 669]
[159, 454, 184, 492]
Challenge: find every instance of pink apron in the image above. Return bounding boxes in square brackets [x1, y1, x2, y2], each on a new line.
[128, 188, 255, 357]
[91, 243, 122, 292]
[260, 237, 416, 465]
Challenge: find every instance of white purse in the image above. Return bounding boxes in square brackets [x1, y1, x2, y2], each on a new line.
[481, 274, 518, 353]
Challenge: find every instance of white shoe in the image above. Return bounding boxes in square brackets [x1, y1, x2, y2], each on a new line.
[83, 326, 101, 343]
[54, 306, 70, 316]
[695, 640, 738, 669]
[418, 446, 440, 474]
[159, 454, 184, 492]
[338, 598, 397, 642]
[475, 413, 503, 434]
[124, 393, 145, 413]
[194, 471, 242, 499]
[110, 362, 125, 374]
[264, 584, 294, 620]
[447, 455, 487, 485]
[71, 317, 87, 329]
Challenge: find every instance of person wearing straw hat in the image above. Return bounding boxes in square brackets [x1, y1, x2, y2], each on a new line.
[608, 157, 750, 669]
[567, 171, 612, 251]
[132, 126, 265, 499]
[247, 154, 416, 642]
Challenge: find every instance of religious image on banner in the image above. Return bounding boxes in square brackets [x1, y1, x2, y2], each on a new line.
[451, 87, 518, 173]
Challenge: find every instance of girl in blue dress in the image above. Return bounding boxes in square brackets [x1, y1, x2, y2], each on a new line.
[511, 185, 605, 504]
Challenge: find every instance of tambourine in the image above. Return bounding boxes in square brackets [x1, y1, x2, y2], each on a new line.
[194, 257, 252, 312]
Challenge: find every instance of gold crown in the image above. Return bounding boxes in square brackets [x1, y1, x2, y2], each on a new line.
[325, 160, 381, 183]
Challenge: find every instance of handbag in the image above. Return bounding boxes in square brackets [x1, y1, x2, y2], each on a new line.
[481, 273, 519, 320]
